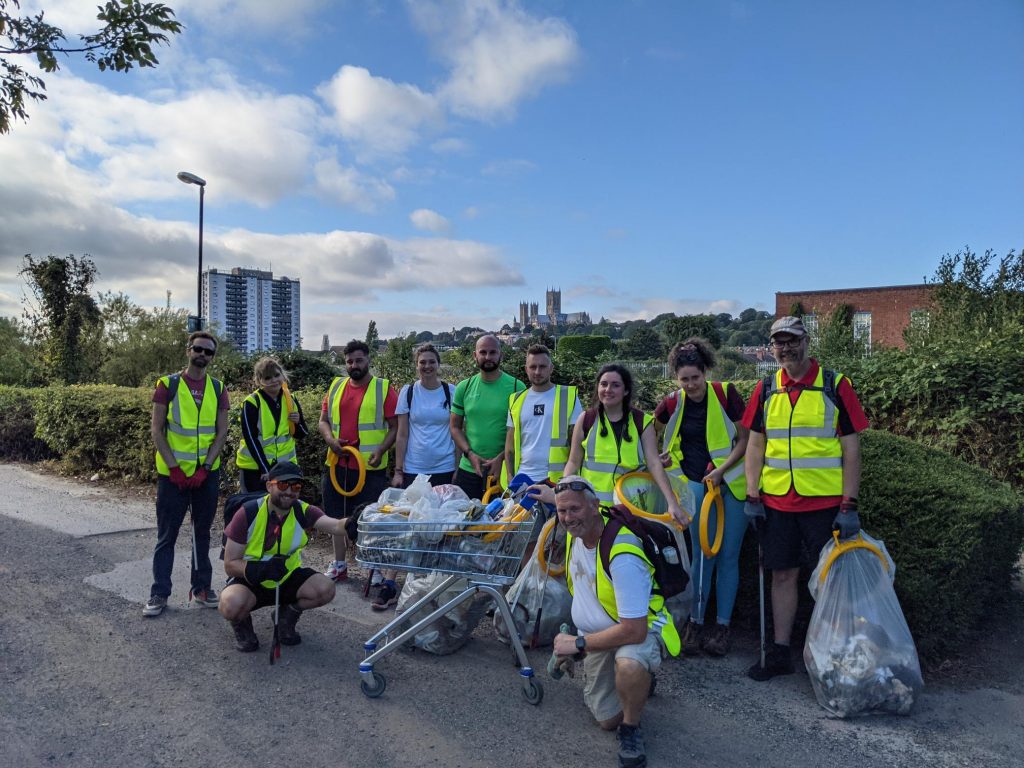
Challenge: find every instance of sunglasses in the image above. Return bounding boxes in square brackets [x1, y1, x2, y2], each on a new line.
[190, 346, 216, 356]
[770, 338, 803, 349]
[555, 480, 593, 495]
[270, 480, 303, 491]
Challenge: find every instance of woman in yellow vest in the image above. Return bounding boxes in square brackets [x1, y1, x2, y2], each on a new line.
[563, 363, 686, 525]
[236, 357, 309, 493]
[654, 339, 748, 657]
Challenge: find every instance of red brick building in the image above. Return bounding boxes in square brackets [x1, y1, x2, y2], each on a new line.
[775, 284, 936, 350]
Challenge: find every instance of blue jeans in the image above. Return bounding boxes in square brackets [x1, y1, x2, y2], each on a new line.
[150, 471, 219, 599]
[688, 480, 747, 625]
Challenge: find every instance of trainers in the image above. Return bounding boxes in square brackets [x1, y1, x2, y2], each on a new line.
[371, 581, 399, 612]
[701, 622, 731, 657]
[680, 619, 703, 655]
[370, 570, 384, 587]
[747, 642, 795, 681]
[616, 723, 647, 768]
[142, 595, 167, 617]
[277, 604, 303, 646]
[324, 561, 348, 582]
[190, 587, 219, 608]
[231, 615, 259, 652]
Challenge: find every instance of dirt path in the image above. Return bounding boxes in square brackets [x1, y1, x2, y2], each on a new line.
[1, 464, 1022, 767]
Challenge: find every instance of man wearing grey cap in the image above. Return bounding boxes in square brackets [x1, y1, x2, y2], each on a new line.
[741, 316, 869, 681]
[219, 462, 345, 653]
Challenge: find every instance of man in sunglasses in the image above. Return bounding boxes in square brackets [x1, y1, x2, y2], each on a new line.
[550, 476, 678, 768]
[741, 316, 869, 680]
[219, 462, 342, 652]
[145, 331, 230, 618]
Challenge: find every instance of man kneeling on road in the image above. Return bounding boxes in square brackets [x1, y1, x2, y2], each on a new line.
[219, 462, 343, 652]
[551, 476, 680, 768]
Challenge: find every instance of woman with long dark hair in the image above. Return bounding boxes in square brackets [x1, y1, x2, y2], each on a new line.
[563, 363, 686, 526]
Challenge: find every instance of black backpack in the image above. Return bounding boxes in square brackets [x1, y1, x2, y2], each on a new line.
[760, 368, 838, 409]
[597, 504, 689, 599]
[219, 492, 310, 560]
[406, 381, 452, 410]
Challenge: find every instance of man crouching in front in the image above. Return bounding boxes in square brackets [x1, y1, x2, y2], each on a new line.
[219, 462, 343, 652]
[551, 475, 680, 768]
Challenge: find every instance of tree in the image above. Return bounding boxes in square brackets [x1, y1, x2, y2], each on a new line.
[0, 315, 37, 384]
[660, 314, 721, 349]
[96, 292, 187, 387]
[375, 333, 417, 385]
[0, 1, 183, 134]
[621, 325, 664, 360]
[364, 320, 379, 353]
[21, 253, 101, 383]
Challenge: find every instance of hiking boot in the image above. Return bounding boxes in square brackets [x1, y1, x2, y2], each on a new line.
[324, 561, 348, 582]
[701, 622, 731, 657]
[371, 580, 399, 612]
[679, 619, 703, 655]
[142, 595, 167, 617]
[190, 587, 219, 608]
[616, 723, 647, 768]
[277, 604, 303, 646]
[747, 642, 795, 681]
[231, 615, 259, 652]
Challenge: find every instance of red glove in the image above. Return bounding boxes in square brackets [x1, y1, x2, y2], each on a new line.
[192, 467, 209, 488]
[169, 466, 189, 489]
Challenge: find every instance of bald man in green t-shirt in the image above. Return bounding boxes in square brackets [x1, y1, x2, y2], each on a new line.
[449, 334, 525, 500]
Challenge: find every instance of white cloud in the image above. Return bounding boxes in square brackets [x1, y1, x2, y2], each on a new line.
[410, 0, 580, 120]
[481, 158, 537, 177]
[317, 66, 443, 156]
[410, 209, 452, 234]
[313, 157, 396, 211]
[431, 137, 471, 154]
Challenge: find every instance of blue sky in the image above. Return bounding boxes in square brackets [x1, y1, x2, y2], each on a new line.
[2, 0, 1021, 346]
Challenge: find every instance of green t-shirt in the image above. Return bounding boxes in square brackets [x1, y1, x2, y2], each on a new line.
[452, 371, 526, 472]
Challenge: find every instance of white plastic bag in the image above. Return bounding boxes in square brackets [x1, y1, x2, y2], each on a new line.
[804, 531, 923, 718]
[395, 572, 489, 655]
[402, 473, 433, 504]
[495, 550, 572, 648]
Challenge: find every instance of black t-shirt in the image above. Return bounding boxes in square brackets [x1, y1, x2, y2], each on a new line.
[678, 396, 712, 482]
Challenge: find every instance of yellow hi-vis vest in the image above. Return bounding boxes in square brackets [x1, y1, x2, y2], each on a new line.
[323, 375, 391, 469]
[508, 385, 579, 483]
[242, 497, 310, 588]
[154, 374, 222, 476]
[660, 382, 746, 501]
[761, 367, 845, 497]
[581, 410, 652, 503]
[236, 390, 297, 470]
[565, 517, 680, 657]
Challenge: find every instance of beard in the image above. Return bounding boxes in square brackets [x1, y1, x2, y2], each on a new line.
[479, 360, 499, 372]
[348, 366, 368, 381]
[191, 356, 209, 368]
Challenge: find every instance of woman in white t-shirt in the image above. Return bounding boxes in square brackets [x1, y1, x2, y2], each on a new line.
[392, 343, 457, 489]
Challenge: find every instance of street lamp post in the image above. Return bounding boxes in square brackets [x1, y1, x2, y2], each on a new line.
[177, 171, 207, 330]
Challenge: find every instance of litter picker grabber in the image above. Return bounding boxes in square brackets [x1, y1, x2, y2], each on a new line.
[757, 532, 766, 671]
[270, 581, 281, 665]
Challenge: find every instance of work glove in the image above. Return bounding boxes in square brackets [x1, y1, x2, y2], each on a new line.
[168, 466, 189, 490]
[191, 466, 209, 488]
[744, 497, 766, 528]
[833, 499, 861, 540]
[245, 557, 288, 585]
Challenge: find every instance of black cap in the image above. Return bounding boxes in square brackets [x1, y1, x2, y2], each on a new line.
[267, 462, 303, 482]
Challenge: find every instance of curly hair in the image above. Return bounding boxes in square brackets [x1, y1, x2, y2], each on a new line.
[668, 337, 716, 373]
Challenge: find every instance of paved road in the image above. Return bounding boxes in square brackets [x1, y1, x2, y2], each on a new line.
[1, 464, 1022, 767]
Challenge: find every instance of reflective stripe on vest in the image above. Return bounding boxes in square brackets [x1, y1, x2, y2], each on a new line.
[236, 391, 297, 470]
[659, 383, 746, 501]
[242, 497, 309, 588]
[581, 411, 651, 503]
[324, 376, 390, 468]
[761, 368, 845, 497]
[565, 521, 681, 657]
[508, 385, 578, 482]
[155, 374, 222, 476]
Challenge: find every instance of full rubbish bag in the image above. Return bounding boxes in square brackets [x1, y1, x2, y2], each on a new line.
[394, 571, 490, 655]
[804, 531, 923, 718]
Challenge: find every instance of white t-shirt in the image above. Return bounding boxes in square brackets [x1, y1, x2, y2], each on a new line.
[569, 533, 652, 634]
[506, 386, 583, 483]
[395, 382, 456, 475]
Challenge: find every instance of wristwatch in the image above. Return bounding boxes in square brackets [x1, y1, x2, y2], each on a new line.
[575, 635, 587, 654]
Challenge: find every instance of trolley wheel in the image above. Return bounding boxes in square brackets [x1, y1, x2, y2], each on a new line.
[360, 671, 387, 699]
[522, 678, 543, 706]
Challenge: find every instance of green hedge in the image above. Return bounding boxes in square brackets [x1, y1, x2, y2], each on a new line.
[0, 386, 54, 461]
[556, 335, 612, 359]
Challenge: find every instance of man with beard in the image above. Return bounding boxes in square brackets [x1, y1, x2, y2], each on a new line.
[319, 339, 398, 582]
[450, 334, 525, 500]
[742, 316, 869, 680]
[144, 330, 230, 617]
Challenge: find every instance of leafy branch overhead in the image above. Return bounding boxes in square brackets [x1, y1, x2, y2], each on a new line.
[0, 0, 182, 134]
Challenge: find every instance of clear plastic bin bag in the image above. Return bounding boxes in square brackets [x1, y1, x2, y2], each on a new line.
[804, 531, 923, 718]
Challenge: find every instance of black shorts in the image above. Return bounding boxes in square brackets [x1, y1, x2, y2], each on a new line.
[226, 567, 318, 610]
[320, 467, 389, 519]
[452, 467, 487, 501]
[399, 471, 455, 489]
[762, 506, 837, 571]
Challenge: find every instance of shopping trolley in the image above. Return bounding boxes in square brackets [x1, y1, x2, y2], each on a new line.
[356, 510, 544, 705]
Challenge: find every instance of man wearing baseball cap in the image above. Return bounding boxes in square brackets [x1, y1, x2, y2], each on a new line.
[741, 316, 869, 680]
[218, 462, 345, 652]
